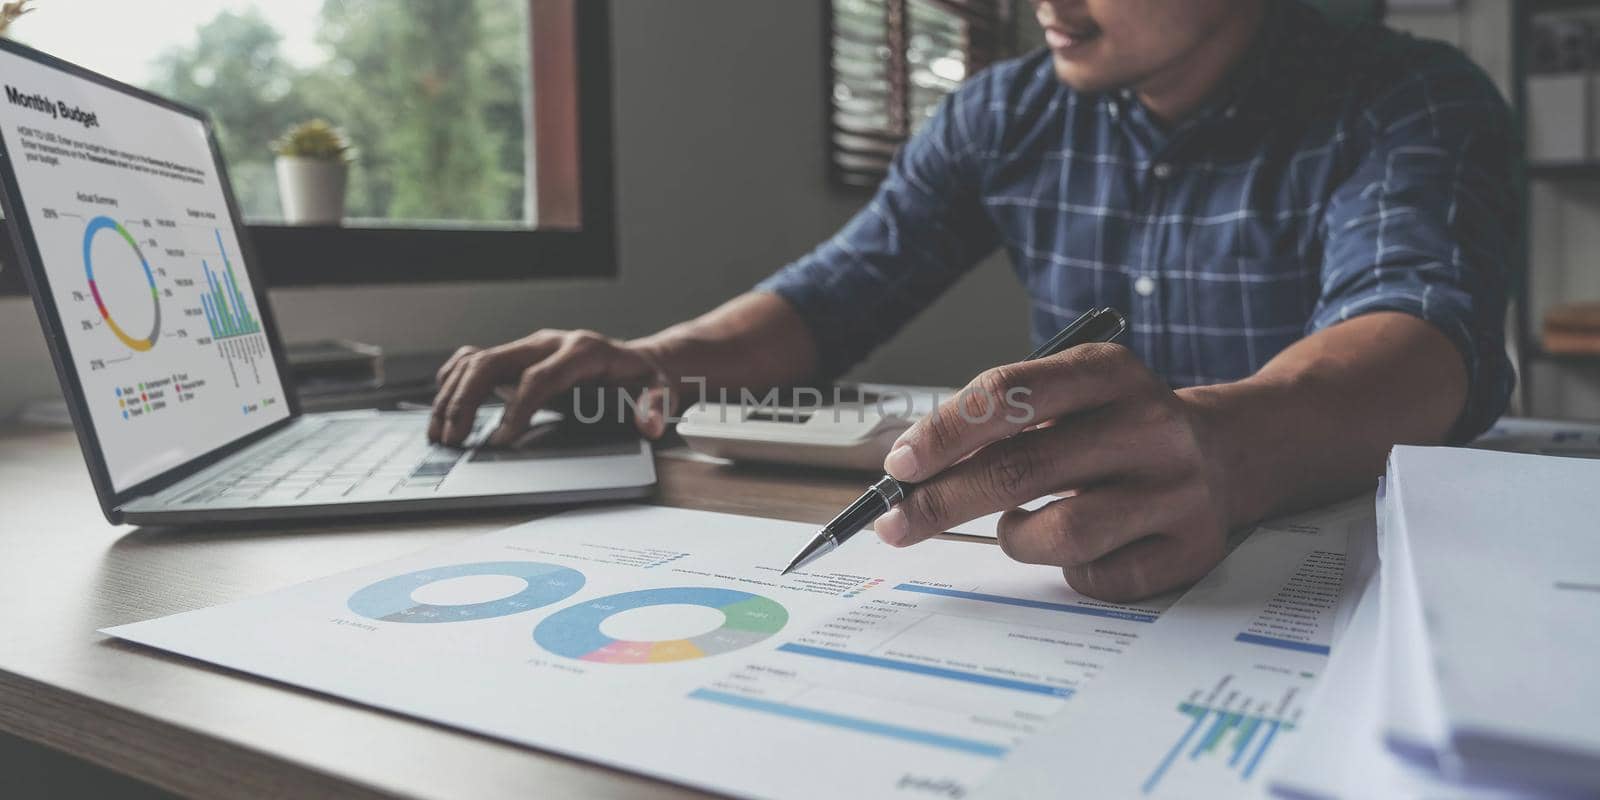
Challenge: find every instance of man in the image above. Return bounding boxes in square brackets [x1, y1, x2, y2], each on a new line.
[430, 0, 1514, 601]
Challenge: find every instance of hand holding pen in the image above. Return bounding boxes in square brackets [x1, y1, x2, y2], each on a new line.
[783, 308, 1126, 574]
[783, 304, 1243, 602]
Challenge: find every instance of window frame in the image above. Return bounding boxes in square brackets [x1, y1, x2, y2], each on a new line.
[0, 0, 615, 295]
[824, 0, 1009, 190]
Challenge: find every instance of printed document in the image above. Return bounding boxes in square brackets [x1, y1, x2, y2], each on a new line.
[980, 496, 1371, 799]
[107, 505, 1172, 799]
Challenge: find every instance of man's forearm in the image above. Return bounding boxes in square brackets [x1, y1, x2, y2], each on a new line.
[629, 291, 821, 405]
[1183, 311, 1468, 529]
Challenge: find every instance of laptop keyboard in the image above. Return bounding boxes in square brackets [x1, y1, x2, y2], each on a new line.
[178, 414, 493, 507]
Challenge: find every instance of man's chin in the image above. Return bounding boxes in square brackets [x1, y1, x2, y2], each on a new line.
[1049, 57, 1127, 94]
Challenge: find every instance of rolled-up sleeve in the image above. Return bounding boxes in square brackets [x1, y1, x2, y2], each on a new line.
[1312, 51, 1517, 442]
[756, 75, 1002, 381]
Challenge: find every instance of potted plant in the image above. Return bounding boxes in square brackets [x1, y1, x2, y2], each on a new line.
[272, 119, 354, 225]
[0, 1, 32, 37]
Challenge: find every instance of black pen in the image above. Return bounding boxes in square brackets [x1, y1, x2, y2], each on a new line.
[779, 307, 1128, 575]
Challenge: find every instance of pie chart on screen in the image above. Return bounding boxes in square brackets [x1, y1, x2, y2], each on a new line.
[82, 214, 161, 352]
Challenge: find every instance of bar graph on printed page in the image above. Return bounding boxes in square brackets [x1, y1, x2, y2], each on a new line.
[980, 499, 1371, 800]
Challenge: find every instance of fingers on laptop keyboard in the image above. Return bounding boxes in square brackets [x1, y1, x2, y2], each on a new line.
[431, 337, 558, 445]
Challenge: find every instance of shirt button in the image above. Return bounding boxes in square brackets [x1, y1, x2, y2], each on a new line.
[1223, 105, 1238, 119]
[1134, 276, 1156, 296]
[1151, 162, 1174, 180]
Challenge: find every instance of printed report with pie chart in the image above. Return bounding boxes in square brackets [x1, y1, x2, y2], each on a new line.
[106, 505, 1174, 799]
[0, 47, 288, 491]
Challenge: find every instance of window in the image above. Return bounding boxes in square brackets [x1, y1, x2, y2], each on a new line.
[828, 0, 1010, 187]
[4, 0, 613, 287]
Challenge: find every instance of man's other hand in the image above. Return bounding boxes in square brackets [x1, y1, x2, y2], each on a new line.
[428, 329, 672, 447]
[872, 343, 1232, 602]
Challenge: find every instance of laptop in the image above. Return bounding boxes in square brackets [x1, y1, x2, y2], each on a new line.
[0, 40, 655, 525]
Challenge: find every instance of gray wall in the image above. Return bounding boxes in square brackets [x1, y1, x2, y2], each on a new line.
[0, 1, 1029, 419]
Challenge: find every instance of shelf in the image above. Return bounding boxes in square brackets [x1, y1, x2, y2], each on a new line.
[1528, 162, 1600, 180]
[1526, 0, 1600, 14]
[1529, 344, 1600, 365]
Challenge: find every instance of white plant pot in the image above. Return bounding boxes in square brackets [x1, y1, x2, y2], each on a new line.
[275, 156, 348, 225]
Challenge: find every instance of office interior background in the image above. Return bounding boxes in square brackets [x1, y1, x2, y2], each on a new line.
[0, 0, 1596, 419]
[2, 2, 1599, 798]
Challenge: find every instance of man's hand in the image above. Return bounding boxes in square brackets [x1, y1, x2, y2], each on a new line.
[872, 343, 1232, 602]
[426, 294, 823, 449]
[428, 329, 672, 447]
[870, 313, 1471, 603]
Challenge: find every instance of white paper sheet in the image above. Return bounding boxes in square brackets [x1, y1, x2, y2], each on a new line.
[1375, 470, 1451, 766]
[1267, 556, 1585, 800]
[978, 498, 1371, 800]
[106, 505, 1173, 800]
[1385, 447, 1600, 790]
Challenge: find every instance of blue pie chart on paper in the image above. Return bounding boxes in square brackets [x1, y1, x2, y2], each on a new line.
[533, 587, 788, 664]
[348, 561, 585, 623]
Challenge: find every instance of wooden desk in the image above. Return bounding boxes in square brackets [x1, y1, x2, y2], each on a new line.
[0, 424, 955, 798]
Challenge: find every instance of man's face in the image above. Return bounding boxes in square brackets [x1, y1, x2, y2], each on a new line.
[1032, 0, 1242, 92]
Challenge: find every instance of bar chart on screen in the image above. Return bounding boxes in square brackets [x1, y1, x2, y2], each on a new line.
[198, 230, 260, 340]
[194, 228, 269, 389]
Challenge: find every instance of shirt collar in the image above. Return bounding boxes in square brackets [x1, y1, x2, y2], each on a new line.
[1181, 1, 1298, 130]
[1105, 2, 1328, 152]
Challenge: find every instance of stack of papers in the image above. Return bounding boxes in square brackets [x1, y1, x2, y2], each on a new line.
[1269, 446, 1600, 799]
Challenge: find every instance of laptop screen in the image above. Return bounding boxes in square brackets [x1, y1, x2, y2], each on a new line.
[0, 46, 290, 492]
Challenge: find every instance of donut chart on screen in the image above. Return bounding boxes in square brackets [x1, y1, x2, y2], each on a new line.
[82, 214, 161, 352]
[348, 561, 585, 623]
[533, 587, 788, 664]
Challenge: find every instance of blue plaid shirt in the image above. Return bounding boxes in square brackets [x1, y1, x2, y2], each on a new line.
[758, 2, 1516, 441]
